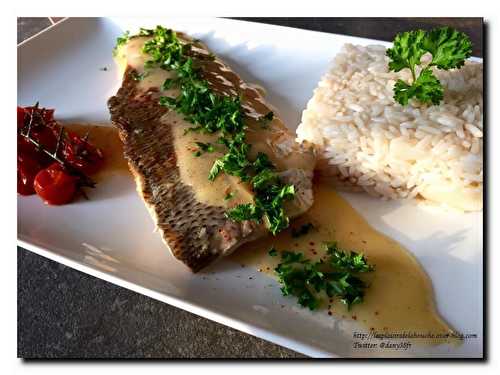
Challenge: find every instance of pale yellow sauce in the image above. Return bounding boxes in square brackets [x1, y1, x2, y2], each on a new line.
[115, 34, 315, 209]
[168, 111, 254, 208]
[64, 124, 130, 180]
[231, 183, 458, 346]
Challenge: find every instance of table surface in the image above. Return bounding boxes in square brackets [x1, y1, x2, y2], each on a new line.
[17, 17, 483, 359]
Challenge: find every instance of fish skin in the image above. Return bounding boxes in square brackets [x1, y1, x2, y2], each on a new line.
[108, 33, 315, 272]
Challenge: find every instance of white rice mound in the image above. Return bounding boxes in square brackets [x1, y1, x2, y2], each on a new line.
[297, 44, 483, 211]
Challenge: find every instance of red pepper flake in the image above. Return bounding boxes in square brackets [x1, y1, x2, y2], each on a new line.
[309, 241, 315, 246]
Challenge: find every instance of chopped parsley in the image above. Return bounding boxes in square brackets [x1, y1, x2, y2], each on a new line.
[131, 71, 147, 81]
[136, 25, 295, 235]
[113, 30, 130, 56]
[256, 111, 274, 129]
[387, 27, 472, 106]
[291, 223, 314, 238]
[193, 142, 215, 157]
[268, 247, 278, 257]
[224, 191, 235, 201]
[274, 242, 374, 310]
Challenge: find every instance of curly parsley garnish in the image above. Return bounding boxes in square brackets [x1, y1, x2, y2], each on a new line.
[387, 27, 472, 106]
[131, 26, 295, 235]
[274, 242, 374, 310]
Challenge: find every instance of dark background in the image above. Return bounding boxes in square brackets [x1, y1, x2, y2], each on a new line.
[18, 17, 483, 359]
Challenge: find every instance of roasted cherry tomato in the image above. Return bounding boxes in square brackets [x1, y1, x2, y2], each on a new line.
[17, 134, 37, 156]
[17, 130, 56, 167]
[34, 163, 77, 205]
[17, 107, 26, 129]
[17, 153, 43, 196]
[32, 126, 58, 152]
[62, 131, 104, 175]
[18, 106, 55, 129]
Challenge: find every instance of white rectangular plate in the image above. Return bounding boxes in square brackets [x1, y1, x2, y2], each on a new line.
[18, 17, 483, 358]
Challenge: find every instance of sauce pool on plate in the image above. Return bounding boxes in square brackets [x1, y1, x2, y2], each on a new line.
[60, 126, 458, 346]
[64, 124, 130, 180]
[230, 183, 458, 346]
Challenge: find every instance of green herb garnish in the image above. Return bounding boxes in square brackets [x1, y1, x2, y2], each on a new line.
[268, 247, 278, 257]
[113, 30, 130, 56]
[131, 71, 148, 81]
[139, 25, 295, 235]
[224, 191, 235, 201]
[256, 111, 274, 129]
[193, 142, 215, 157]
[138, 27, 154, 36]
[274, 242, 374, 310]
[291, 223, 314, 238]
[387, 27, 472, 106]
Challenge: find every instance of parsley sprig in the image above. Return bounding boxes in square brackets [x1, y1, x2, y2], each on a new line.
[387, 27, 472, 106]
[274, 242, 374, 310]
[124, 26, 294, 235]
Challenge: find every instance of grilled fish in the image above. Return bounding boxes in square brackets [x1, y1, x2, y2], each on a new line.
[108, 30, 315, 272]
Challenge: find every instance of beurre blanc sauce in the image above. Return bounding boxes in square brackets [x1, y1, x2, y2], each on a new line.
[64, 124, 130, 181]
[231, 183, 458, 346]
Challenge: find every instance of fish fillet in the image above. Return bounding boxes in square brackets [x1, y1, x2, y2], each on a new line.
[108, 31, 316, 272]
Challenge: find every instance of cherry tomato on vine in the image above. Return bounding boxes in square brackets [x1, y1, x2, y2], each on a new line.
[34, 163, 78, 205]
[17, 153, 43, 196]
[62, 131, 104, 175]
